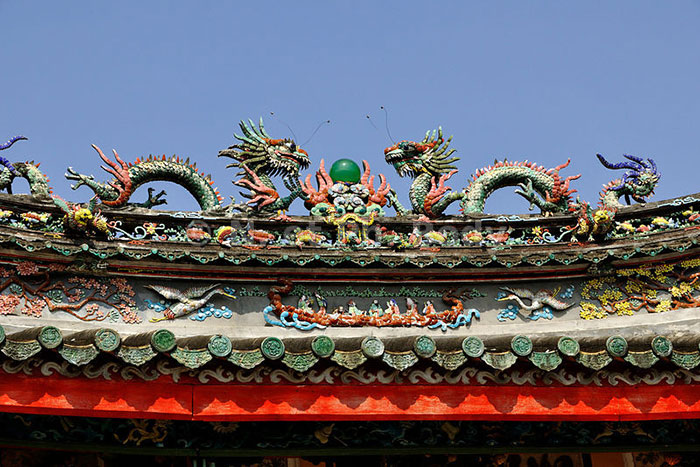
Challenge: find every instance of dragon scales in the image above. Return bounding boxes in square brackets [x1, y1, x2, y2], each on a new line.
[66, 145, 223, 210]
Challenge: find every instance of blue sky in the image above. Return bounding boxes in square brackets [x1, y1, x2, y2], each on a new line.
[1, 2, 699, 214]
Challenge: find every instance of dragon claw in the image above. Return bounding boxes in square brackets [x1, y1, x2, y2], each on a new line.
[514, 180, 542, 211]
[138, 187, 168, 209]
[235, 165, 280, 208]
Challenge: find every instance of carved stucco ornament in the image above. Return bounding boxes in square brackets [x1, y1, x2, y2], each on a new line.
[431, 350, 467, 371]
[58, 344, 99, 366]
[117, 345, 157, 367]
[227, 349, 264, 369]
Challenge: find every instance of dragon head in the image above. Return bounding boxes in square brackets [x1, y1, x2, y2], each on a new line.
[219, 118, 310, 179]
[0, 136, 26, 191]
[384, 127, 458, 178]
[73, 207, 94, 226]
[596, 154, 660, 203]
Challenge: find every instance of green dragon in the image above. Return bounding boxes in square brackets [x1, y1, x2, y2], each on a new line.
[0, 136, 52, 198]
[218, 118, 311, 216]
[383, 128, 463, 217]
[384, 127, 581, 217]
[463, 159, 581, 214]
[65, 145, 223, 210]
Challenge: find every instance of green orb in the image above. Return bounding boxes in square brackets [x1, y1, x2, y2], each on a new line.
[329, 158, 361, 183]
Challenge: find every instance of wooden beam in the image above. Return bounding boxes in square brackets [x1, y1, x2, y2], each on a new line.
[1, 373, 700, 422]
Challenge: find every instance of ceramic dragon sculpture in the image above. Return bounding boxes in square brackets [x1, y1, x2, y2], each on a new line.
[218, 118, 311, 216]
[65, 145, 223, 210]
[383, 128, 463, 217]
[463, 159, 581, 215]
[384, 127, 581, 217]
[595, 154, 659, 209]
[570, 154, 660, 240]
[0, 136, 52, 198]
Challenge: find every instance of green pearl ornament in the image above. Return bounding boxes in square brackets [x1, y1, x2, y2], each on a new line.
[329, 159, 361, 183]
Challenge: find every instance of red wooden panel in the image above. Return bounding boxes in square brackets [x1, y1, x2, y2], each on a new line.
[192, 384, 700, 422]
[2, 372, 700, 422]
[0, 373, 193, 419]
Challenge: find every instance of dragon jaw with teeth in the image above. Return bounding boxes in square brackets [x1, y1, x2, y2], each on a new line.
[218, 118, 311, 215]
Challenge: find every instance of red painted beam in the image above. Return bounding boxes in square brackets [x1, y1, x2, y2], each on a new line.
[1, 373, 700, 422]
[192, 384, 700, 422]
[0, 373, 193, 420]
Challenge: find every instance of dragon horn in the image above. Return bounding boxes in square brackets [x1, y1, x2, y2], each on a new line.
[623, 154, 645, 165]
[112, 149, 128, 169]
[596, 153, 639, 171]
[0, 136, 27, 151]
[258, 117, 270, 138]
[240, 120, 263, 143]
[239, 120, 251, 137]
[232, 133, 256, 146]
[249, 118, 266, 140]
[647, 158, 657, 174]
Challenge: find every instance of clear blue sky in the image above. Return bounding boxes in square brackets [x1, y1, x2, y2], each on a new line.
[2, 2, 699, 214]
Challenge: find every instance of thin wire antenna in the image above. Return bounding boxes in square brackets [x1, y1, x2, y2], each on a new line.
[269, 112, 299, 142]
[365, 114, 379, 131]
[381, 106, 396, 144]
[302, 120, 331, 146]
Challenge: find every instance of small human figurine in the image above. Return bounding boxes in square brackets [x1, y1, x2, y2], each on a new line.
[406, 297, 418, 315]
[422, 300, 435, 316]
[315, 293, 327, 315]
[347, 299, 361, 316]
[298, 295, 314, 313]
[385, 299, 400, 316]
[369, 299, 383, 317]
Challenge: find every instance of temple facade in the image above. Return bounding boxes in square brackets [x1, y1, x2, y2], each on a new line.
[0, 124, 697, 466]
